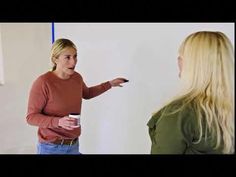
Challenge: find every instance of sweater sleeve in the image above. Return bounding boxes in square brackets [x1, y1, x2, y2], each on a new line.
[82, 80, 112, 99]
[26, 77, 60, 128]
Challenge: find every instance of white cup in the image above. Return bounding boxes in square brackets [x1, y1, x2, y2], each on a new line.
[69, 113, 80, 127]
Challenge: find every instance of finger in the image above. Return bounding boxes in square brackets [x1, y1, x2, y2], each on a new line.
[65, 117, 72, 121]
[65, 122, 73, 127]
[65, 126, 74, 130]
[68, 118, 76, 122]
[70, 125, 80, 128]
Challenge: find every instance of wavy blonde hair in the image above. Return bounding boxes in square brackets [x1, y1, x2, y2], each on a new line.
[50, 38, 77, 71]
[157, 31, 234, 153]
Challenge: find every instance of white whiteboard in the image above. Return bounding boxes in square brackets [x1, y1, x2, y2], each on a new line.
[54, 23, 234, 154]
[0, 26, 4, 85]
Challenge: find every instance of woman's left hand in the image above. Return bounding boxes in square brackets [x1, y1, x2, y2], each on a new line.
[109, 78, 129, 87]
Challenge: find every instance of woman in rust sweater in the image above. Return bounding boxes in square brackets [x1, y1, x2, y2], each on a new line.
[26, 38, 128, 154]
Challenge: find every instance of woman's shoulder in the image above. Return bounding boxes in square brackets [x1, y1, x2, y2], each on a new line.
[164, 99, 197, 122]
[71, 71, 83, 80]
[162, 100, 198, 140]
[147, 105, 169, 128]
[147, 109, 163, 128]
[32, 71, 51, 83]
[30, 72, 52, 90]
[148, 99, 197, 128]
[35, 71, 83, 82]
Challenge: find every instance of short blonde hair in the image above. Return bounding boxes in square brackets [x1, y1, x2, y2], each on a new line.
[50, 38, 77, 71]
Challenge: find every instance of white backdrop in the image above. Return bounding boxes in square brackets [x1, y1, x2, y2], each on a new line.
[0, 26, 4, 85]
[54, 23, 234, 154]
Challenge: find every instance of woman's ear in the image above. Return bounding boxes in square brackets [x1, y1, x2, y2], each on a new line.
[178, 56, 183, 78]
[53, 57, 58, 64]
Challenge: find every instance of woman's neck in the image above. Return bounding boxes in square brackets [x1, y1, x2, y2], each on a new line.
[52, 70, 71, 80]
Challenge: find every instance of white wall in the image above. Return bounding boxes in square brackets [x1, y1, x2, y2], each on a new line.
[0, 28, 4, 85]
[0, 23, 51, 153]
[55, 23, 234, 154]
[0, 23, 234, 154]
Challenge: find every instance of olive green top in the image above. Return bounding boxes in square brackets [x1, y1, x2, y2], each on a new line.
[147, 100, 224, 154]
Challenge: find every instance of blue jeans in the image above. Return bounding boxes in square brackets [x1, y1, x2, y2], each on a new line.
[37, 141, 81, 154]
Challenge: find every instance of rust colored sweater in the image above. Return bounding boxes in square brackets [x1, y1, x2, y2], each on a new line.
[26, 71, 112, 143]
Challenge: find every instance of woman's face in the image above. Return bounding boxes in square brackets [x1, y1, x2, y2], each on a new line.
[54, 47, 77, 78]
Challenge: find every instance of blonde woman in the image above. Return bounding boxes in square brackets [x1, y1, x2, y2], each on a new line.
[147, 31, 234, 154]
[26, 38, 128, 154]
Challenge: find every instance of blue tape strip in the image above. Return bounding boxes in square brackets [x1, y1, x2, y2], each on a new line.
[51, 22, 55, 43]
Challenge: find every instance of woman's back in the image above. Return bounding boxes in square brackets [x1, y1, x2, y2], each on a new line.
[148, 99, 225, 154]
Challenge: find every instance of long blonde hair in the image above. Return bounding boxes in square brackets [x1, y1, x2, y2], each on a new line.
[158, 31, 234, 153]
[50, 38, 77, 71]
